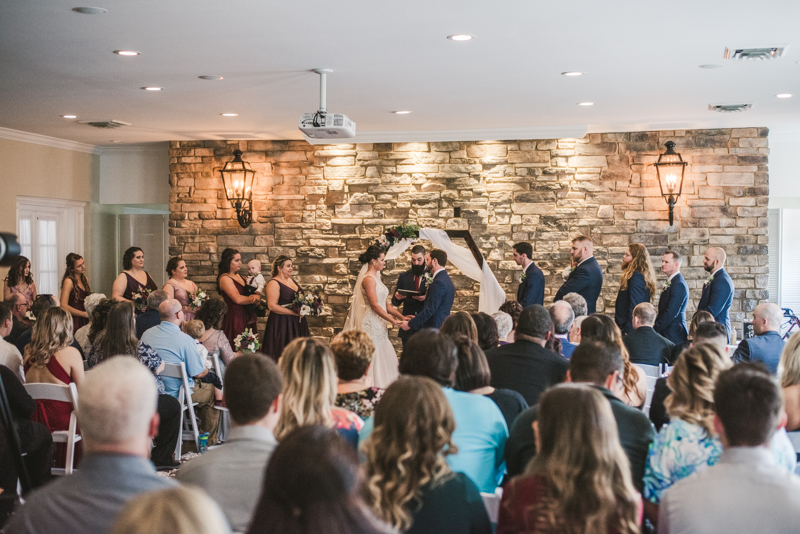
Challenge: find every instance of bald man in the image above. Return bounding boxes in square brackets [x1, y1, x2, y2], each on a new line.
[697, 247, 734, 340]
[732, 303, 785, 375]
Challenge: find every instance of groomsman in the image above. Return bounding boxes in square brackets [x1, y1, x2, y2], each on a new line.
[554, 235, 604, 314]
[697, 247, 735, 340]
[654, 250, 689, 344]
[512, 242, 544, 308]
[391, 245, 428, 347]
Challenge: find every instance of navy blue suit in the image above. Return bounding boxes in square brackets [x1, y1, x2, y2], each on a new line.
[517, 262, 544, 308]
[614, 271, 650, 335]
[554, 257, 604, 314]
[697, 268, 734, 338]
[654, 273, 689, 345]
[731, 331, 785, 375]
[391, 269, 427, 346]
[407, 270, 455, 333]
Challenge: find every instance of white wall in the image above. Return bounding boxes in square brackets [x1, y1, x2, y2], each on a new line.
[768, 130, 800, 209]
[99, 143, 170, 204]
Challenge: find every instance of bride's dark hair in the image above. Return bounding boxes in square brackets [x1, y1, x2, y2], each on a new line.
[359, 245, 384, 265]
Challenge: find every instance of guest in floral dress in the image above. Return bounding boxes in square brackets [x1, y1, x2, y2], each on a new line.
[331, 330, 385, 421]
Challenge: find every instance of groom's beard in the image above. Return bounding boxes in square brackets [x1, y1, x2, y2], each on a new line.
[411, 264, 425, 276]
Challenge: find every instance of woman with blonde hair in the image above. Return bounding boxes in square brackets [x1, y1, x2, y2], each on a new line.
[498, 383, 641, 534]
[112, 485, 230, 534]
[440, 311, 479, 343]
[779, 330, 800, 430]
[615, 243, 656, 335]
[331, 329, 384, 421]
[580, 314, 646, 407]
[364, 376, 491, 534]
[275, 337, 363, 447]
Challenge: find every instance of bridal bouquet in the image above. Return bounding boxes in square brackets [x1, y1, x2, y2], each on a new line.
[131, 287, 152, 313]
[374, 224, 420, 252]
[234, 328, 260, 354]
[291, 290, 324, 317]
[189, 289, 209, 311]
[255, 299, 269, 317]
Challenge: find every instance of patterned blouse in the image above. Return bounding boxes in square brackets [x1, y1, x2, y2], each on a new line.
[644, 417, 796, 504]
[334, 387, 385, 420]
[87, 340, 165, 395]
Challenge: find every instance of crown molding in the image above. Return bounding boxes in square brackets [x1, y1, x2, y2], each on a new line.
[98, 142, 169, 156]
[0, 127, 101, 154]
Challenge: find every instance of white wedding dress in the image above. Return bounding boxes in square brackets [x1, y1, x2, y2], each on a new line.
[351, 273, 399, 388]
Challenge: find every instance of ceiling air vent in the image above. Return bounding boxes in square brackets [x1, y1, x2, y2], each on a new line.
[723, 46, 787, 60]
[78, 119, 131, 129]
[708, 103, 753, 113]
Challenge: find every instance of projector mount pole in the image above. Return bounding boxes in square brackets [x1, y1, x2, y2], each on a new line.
[313, 69, 332, 122]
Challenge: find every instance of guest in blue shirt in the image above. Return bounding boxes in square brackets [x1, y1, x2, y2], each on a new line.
[732, 303, 785, 375]
[549, 301, 577, 358]
[399, 329, 508, 492]
[141, 299, 220, 445]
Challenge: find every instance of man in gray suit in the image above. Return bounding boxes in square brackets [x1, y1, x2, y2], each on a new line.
[178, 353, 283, 532]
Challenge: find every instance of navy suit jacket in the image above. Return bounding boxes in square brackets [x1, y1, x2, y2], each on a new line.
[732, 331, 785, 375]
[614, 271, 651, 335]
[391, 269, 427, 342]
[697, 268, 734, 337]
[517, 262, 544, 308]
[407, 270, 455, 332]
[554, 256, 604, 314]
[654, 273, 689, 345]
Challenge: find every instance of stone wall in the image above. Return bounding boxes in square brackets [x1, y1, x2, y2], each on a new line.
[169, 127, 769, 344]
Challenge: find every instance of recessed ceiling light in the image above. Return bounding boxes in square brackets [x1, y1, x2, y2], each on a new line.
[199, 75, 224, 81]
[777, 93, 792, 98]
[72, 7, 107, 14]
[561, 71, 584, 76]
[114, 50, 140, 56]
[220, 113, 238, 117]
[577, 102, 594, 106]
[142, 86, 163, 91]
[392, 111, 412, 114]
[61, 115, 77, 119]
[699, 64, 723, 69]
[447, 34, 473, 41]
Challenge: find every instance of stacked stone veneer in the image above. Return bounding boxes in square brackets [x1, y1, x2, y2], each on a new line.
[169, 127, 769, 343]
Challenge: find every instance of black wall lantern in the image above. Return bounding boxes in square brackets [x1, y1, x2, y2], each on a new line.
[219, 149, 255, 228]
[654, 141, 687, 226]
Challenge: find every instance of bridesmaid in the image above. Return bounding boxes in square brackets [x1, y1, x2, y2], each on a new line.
[60, 253, 91, 333]
[261, 255, 310, 361]
[3, 256, 37, 306]
[111, 247, 158, 315]
[217, 248, 260, 349]
[163, 256, 199, 322]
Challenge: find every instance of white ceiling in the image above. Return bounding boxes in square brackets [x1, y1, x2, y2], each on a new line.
[2, 0, 800, 147]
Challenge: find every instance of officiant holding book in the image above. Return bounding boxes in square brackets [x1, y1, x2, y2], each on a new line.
[391, 245, 428, 347]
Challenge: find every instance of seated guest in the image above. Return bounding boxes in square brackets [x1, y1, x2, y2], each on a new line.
[5, 358, 176, 534]
[15, 294, 84, 358]
[275, 338, 363, 448]
[580, 314, 646, 408]
[142, 299, 220, 446]
[570, 314, 586, 344]
[112, 486, 230, 534]
[471, 312, 500, 351]
[670, 309, 714, 363]
[732, 302, 784, 374]
[3, 294, 30, 344]
[659, 364, 800, 533]
[400, 329, 507, 492]
[563, 291, 588, 319]
[331, 330, 384, 421]
[549, 300, 577, 358]
[73, 292, 106, 355]
[87, 297, 115, 353]
[88, 301, 180, 469]
[440, 311, 478, 342]
[135, 289, 169, 339]
[498, 301, 522, 343]
[498, 384, 642, 534]
[452, 335, 527, 430]
[364, 376, 492, 534]
[178, 354, 282, 532]
[505, 341, 655, 492]
[484, 305, 569, 406]
[623, 302, 674, 367]
[248, 425, 391, 534]
[492, 311, 513, 345]
[196, 297, 237, 369]
[0, 302, 25, 383]
[780, 331, 800, 431]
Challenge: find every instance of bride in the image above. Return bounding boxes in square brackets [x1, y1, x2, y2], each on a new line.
[343, 245, 408, 388]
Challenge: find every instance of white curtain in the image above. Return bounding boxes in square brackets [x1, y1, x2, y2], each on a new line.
[37, 218, 58, 295]
[419, 228, 506, 314]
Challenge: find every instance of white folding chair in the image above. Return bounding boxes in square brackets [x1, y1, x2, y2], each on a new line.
[161, 362, 200, 458]
[481, 487, 503, 525]
[24, 382, 81, 475]
[211, 353, 230, 443]
[638, 364, 661, 378]
[643, 375, 658, 417]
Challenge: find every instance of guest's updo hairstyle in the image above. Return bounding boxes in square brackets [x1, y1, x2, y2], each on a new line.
[358, 245, 383, 265]
[271, 255, 292, 277]
[122, 247, 143, 271]
[165, 256, 183, 277]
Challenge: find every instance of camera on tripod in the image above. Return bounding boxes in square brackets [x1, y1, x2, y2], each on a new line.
[0, 233, 21, 267]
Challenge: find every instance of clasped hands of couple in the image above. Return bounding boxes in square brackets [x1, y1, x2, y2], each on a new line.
[393, 291, 425, 331]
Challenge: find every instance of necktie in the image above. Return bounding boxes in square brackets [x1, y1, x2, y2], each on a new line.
[414, 275, 420, 292]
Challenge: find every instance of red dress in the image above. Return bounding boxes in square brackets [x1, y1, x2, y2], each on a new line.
[68, 282, 89, 333]
[122, 271, 159, 315]
[260, 279, 310, 361]
[220, 275, 257, 350]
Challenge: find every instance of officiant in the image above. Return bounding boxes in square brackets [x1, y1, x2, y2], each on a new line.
[391, 245, 428, 347]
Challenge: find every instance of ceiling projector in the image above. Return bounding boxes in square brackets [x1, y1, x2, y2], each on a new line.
[298, 69, 356, 140]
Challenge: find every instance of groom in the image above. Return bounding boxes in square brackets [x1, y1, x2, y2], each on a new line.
[400, 249, 454, 335]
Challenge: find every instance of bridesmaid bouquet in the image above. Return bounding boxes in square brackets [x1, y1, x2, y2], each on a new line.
[189, 289, 209, 311]
[374, 224, 420, 252]
[291, 291, 324, 317]
[234, 328, 260, 354]
[131, 288, 153, 313]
